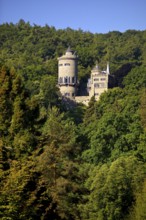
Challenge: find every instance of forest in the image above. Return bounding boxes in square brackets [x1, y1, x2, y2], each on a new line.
[0, 19, 146, 220]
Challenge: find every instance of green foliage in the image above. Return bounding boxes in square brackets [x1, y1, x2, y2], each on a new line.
[1, 21, 146, 82]
[127, 178, 146, 220]
[37, 107, 81, 219]
[0, 66, 13, 135]
[123, 66, 146, 90]
[140, 88, 146, 130]
[0, 159, 38, 219]
[81, 156, 145, 220]
[0, 21, 146, 220]
[0, 107, 82, 219]
[82, 88, 144, 164]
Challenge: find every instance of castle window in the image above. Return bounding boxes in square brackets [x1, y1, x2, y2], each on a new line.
[64, 77, 68, 83]
[94, 78, 99, 81]
[94, 83, 100, 88]
[59, 64, 63, 66]
[64, 63, 70, 66]
[68, 77, 70, 83]
[100, 78, 106, 81]
[94, 83, 106, 88]
[95, 93, 99, 96]
[59, 77, 63, 83]
[72, 77, 75, 83]
[65, 93, 70, 96]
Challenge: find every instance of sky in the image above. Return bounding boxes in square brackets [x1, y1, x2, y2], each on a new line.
[0, 0, 146, 34]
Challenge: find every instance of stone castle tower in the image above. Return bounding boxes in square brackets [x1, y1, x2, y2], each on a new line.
[58, 47, 78, 99]
[58, 47, 109, 105]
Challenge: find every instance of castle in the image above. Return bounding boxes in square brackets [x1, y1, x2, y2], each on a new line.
[58, 47, 109, 105]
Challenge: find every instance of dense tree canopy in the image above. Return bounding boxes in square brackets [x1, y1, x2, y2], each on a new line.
[0, 21, 146, 219]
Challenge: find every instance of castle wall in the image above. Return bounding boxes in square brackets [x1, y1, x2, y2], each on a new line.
[75, 96, 90, 106]
[60, 85, 76, 98]
[58, 59, 77, 78]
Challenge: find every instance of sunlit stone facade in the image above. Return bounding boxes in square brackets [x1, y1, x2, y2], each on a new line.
[58, 47, 78, 99]
[58, 48, 109, 105]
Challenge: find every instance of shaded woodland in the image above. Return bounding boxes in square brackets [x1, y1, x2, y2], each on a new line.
[0, 20, 146, 220]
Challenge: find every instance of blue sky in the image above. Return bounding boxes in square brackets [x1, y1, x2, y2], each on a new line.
[0, 0, 146, 33]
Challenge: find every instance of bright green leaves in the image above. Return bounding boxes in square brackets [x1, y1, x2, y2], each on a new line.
[0, 159, 41, 220]
[37, 107, 81, 219]
[123, 66, 146, 90]
[31, 75, 59, 123]
[0, 66, 12, 135]
[0, 23, 146, 220]
[39, 75, 59, 109]
[80, 66, 146, 219]
[82, 88, 143, 164]
[140, 88, 146, 130]
[0, 65, 38, 159]
[128, 178, 146, 220]
[9, 96, 25, 134]
[82, 156, 145, 220]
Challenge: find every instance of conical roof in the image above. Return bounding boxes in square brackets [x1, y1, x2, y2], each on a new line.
[66, 46, 74, 53]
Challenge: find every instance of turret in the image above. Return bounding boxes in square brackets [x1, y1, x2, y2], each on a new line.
[58, 47, 78, 99]
[87, 63, 109, 101]
[106, 62, 110, 75]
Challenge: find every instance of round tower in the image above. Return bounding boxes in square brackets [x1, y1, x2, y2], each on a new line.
[58, 47, 78, 99]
